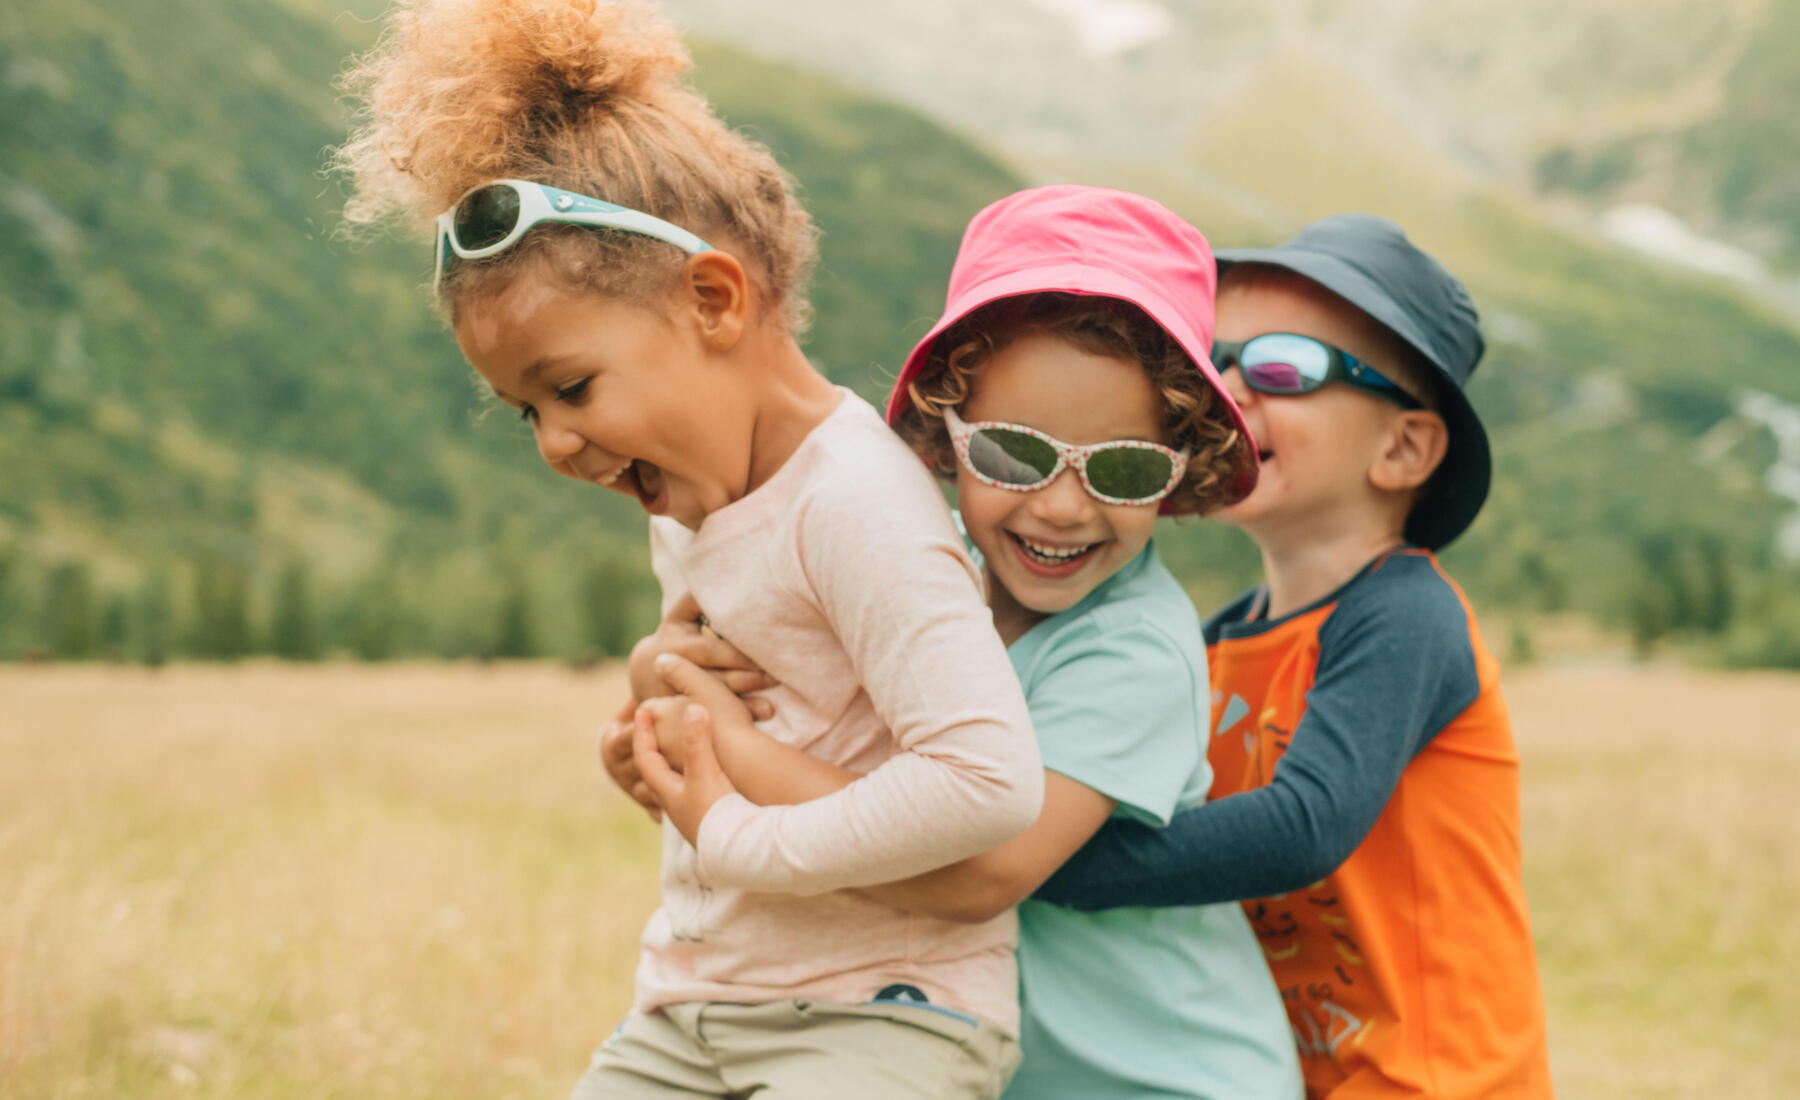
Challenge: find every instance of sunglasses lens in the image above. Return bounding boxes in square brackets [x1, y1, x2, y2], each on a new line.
[453, 184, 523, 251]
[1241, 334, 1332, 394]
[1085, 447, 1178, 502]
[967, 428, 1058, 487]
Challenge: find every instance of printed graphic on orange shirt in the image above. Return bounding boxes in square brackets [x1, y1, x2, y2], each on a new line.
[1293, 996, 1369, 1060]
[1236, 677, 1377, 1084]
[1212, 690, 1251, 741]
[1253, 874, 1379, 1084]
[1240, 706, 1291, 791]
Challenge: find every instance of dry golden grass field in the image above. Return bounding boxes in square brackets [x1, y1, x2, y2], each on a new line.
[2, 661, 1796, 1098]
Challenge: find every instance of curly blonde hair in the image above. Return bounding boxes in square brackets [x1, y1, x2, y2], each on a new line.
[333, 0, 818, 329]
[892, 294, 1252, 515]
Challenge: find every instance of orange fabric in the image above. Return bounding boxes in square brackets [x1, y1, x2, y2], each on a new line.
[1208, 555, 1552, 1098]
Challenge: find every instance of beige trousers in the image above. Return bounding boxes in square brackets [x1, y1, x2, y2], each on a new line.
[570, 999, 1021, 1100]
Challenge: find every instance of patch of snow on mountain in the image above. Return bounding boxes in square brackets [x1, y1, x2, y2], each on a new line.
[1029, 0, 1171, 57]
[1600, 203, 1767, 285]
[1737, 389, 1800, 562]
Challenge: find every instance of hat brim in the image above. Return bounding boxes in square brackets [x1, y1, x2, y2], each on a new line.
[1215, 248, 1491, 548]
[887, 264, 1259, 510]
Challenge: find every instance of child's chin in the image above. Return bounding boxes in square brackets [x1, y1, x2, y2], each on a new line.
[1029, 592, 1089, 615]
[1006, 571, 1104, 614]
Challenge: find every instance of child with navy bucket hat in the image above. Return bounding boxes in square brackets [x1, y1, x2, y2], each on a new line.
[621, 185, 1303, 1098]
[1036, 215, 1555, 1098]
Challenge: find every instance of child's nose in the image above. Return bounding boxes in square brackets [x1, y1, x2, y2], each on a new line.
[534, 418, 586, 466]
[1220, 365, 1256, 408]
[1028, 468, 1094, 525]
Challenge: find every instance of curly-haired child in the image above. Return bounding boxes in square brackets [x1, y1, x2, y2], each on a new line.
[626, 186, 1304, 1098]
[335, 2, 1043, 1096]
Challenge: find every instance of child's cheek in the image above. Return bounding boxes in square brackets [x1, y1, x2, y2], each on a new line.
[955, 473, 1013, 551]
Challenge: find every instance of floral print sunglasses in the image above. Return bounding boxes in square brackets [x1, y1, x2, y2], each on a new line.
[943, 408, 1189, 506]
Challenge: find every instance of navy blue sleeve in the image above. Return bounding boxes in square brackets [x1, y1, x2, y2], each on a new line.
[1033, 558, 1482, 910]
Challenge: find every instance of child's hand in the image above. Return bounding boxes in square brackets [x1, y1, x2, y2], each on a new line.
[628, 593, 781, 706]
[635, 651, 769, 770]
[635, 695, 695, 771]
[634, 695, 739, 848]
[598, 698, 662, 823]
[652, 652, 764, 741]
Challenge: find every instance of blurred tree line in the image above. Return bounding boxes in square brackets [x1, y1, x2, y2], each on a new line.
[1161, 508, 1800, 671]
[0, 545, 661, 665]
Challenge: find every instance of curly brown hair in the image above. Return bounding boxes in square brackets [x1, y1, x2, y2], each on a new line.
[892, 294, 1254, 515]
[332, 0, 817, 330]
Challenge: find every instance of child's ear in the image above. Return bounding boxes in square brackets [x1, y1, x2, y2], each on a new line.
[683, 251, 750, 352]
[1370, 409, 1448, 493]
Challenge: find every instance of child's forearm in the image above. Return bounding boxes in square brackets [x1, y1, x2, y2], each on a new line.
[696, 720, 1041, 897]
[704, 727, 1065, 918]
[701, 705, 1063, 911]
[1033, 774, 1370, 910]
[711, 721, 859, 805]
[655, 663, 1042, 900]
[858, 856, 1011, 924]
[858, 771, 1116, 923]
[643, 655, 1037, 896]
[1034, 608, 1459, 912]
[693, 513, 1043, 897]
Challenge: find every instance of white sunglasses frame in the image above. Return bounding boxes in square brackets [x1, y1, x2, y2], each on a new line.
[942, 407, 1190, 507]
[433, 179, 712, 294]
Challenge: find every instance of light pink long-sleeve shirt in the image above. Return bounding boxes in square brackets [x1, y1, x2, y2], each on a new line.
[633, 390, 1041, 1033]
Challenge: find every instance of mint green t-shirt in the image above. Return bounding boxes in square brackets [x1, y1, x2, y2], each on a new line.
[1000, 543, 1302, 1099]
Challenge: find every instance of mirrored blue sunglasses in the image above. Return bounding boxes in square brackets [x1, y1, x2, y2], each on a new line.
[1211, 333, 1422, 410]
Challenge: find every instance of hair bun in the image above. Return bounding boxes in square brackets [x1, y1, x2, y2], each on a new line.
[472, 0, 690, 126]
[336, 0, 692, 232]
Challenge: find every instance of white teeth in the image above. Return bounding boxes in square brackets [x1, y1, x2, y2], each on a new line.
[596, 463, 628, 487]
[1018, 536, 1093, 562]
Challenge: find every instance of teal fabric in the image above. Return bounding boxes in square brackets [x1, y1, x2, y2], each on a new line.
[1000, 543, 1302, 1099]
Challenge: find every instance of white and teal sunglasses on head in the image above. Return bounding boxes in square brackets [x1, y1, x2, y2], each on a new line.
[432, 179, 712, 294]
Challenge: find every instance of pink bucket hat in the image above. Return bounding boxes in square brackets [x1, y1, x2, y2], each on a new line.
[884, 184, 1258, 507]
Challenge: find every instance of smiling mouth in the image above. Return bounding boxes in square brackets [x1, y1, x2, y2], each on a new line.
[1008, 532, 1102, 576]
[600, 459, 668, 515]
[594, 463, 629, 488]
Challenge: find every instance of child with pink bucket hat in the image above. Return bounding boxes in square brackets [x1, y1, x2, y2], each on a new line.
[624, 185, 1303, 1098]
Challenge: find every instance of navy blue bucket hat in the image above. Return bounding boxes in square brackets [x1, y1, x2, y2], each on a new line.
[1216, 214, 1491, 550]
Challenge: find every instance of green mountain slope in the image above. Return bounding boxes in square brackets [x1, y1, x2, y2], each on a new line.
[0, 0, 1022, 660]
[4, 0, 1798, 665]
[1534, 0, 1800, 270]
